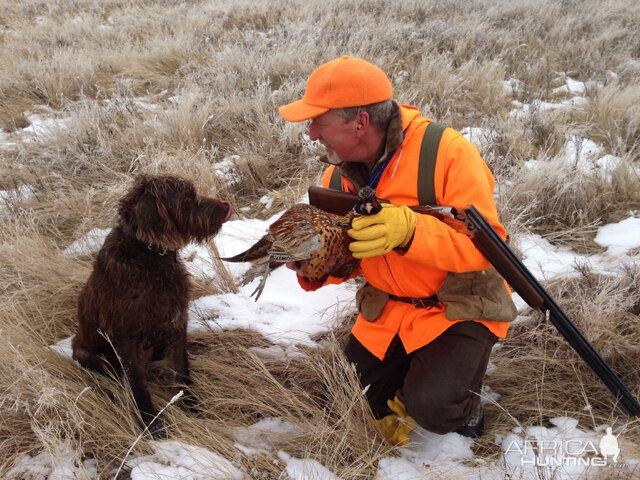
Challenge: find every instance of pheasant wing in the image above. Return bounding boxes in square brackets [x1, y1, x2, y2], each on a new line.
[220, 234, 273, 263]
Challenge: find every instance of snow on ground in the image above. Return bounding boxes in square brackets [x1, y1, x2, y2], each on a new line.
[7, 443, 99, 480]
[21, 111, 72, 138]
[190, 276, 355, 351]
[63, 227, 111, 257]
[595, 217, 640, 257]
[507, 76, 592, 121]
[551, 77, 589, 95]
[126, 441, 246, 480]
[0, 184, 36, 215]
[8, 75, 640, 479]
[189, 215, 356, 351]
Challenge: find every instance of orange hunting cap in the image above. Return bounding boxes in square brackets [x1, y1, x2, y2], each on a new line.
[279, 56, 393, 122]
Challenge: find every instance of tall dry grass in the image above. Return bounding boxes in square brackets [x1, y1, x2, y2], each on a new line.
[1, 0, 639, 478]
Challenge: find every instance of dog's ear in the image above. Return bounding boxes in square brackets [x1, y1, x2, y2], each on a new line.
[119, 178, 156, 240]
[119, 176, 186, 250]
[118, 178, 147, 231]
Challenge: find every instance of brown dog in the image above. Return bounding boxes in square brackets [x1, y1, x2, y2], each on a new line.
[72, 174, 232, 438]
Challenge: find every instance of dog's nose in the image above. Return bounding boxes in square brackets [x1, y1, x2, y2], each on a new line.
[221, 201, 233, 222]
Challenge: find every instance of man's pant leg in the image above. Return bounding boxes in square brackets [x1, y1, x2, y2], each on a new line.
[343, 335, 410, 419]
[398, 320, 498, 434]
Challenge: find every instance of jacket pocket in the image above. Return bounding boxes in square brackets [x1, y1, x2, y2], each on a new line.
[356, 281, 389, 322]
[438, 267, 517, 322]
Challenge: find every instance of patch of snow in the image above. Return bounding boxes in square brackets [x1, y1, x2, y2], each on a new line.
[0, 185, 36, 215]
[559, 135, 603, 170]
[7, 444, 97, 480]
[127, 440, 246, 480]
[213, 156, 243, 187]
[259, 194, 274, 210]
[63, 228, 111, 257]
[49, 336, 73, 359]
[234, 417, 304, 455]
[594, 215, 640, 257]
[22, 112, 71, 139]
[278, 451, 342, 480]
[552, 78, 587, 95]
[460, 126, 498, 151]
[502, 78, 522, 96]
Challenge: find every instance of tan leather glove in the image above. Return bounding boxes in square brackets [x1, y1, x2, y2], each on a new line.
[348, 204, 417, 259]
[376, 396, 417, 446]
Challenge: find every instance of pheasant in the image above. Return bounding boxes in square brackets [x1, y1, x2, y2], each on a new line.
[222, 187, 384, 299]
[222, 187, 382, 301]
[222, 203, 359, 299]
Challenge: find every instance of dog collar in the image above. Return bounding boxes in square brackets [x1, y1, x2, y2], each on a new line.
[147, 242, 176, 256]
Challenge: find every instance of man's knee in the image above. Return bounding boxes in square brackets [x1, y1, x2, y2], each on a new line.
[402, 388, 477, 435]
[399, 321, 496, 434]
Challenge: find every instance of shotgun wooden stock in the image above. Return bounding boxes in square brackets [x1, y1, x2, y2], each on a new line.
[308, 185, 640, 417]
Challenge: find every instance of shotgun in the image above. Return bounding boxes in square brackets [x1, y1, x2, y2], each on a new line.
[308, 185, 640, 417]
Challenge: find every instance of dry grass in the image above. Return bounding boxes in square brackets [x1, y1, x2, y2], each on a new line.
[489, 264, 640, 419]
[498, 156, 640, 253]
[1, 0, 640, 478]
[480, 264, 640, 477]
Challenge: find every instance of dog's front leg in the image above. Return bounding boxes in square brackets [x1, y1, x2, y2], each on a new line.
[117, 338, 167, 439]
[172, 326, 191, 385]
[172, 323, 199, 413]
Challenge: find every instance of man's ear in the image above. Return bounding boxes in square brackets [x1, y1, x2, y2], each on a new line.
[355, 111, 370, 137]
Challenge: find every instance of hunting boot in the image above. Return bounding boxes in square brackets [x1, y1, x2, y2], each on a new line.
[455, 400, 485, 438]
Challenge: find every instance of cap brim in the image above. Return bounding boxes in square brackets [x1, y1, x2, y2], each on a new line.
[278, 100, 329, 122]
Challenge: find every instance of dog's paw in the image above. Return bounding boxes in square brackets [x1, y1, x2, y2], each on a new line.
[181, 388, 202, 415]
[147, 417, 168, 440]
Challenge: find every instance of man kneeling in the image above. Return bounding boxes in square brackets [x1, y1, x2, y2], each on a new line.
[279, 56, 516, 443]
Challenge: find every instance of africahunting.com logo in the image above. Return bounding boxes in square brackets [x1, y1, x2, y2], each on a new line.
[505, 427, 623, 468]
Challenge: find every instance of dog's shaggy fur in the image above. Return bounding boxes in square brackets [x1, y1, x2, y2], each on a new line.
[72, 174, 232, 438]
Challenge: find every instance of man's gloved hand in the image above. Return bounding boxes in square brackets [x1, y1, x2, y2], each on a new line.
[348, 204, 417, 259]
[376, 396, 417, 446]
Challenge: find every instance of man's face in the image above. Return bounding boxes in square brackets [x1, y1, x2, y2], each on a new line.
[308, 111, 360, 163]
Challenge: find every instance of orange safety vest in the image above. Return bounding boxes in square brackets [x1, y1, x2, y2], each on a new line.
[317, 105, 511, 360]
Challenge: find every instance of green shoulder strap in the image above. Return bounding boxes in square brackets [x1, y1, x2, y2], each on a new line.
[417, 122, 446, 206]
[328, 166, 342, 191]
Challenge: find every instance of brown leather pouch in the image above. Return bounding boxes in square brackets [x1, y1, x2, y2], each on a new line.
[437, 267, 517, 322]
[356, 267, 517, 323]
[356, 282, 389, 322]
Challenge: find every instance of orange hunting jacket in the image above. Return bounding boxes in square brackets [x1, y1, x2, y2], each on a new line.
[303, 105, 511, 360]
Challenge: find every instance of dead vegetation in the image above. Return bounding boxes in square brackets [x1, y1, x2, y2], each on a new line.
[1, 0, 639, 478]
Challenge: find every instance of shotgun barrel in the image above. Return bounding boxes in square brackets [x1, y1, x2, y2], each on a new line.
[458, 205, 640, 417]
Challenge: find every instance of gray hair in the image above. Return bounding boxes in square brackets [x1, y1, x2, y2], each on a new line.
[333, 99, 395, 131]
